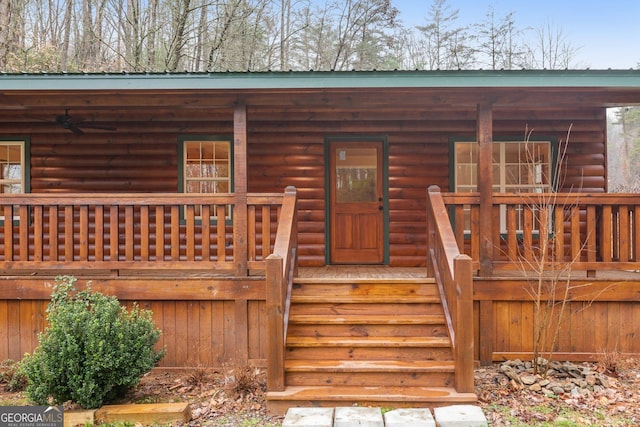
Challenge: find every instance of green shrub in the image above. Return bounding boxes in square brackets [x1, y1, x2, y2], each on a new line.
[21, 276, 165, 408]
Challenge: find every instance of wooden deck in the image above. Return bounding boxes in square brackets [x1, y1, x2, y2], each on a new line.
[300, 265, 640, 281]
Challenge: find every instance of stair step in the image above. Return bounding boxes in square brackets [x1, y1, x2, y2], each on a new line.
[293, 277, 435, 285]
[286, 346, 453, 361]
[290, 302, 445, 316]
[286, 336, 451, 348]
[285, 359, 454, 373]
[292, 282, 439, 299]
[267, 385, 477, 415]
[289, 314, 445, 325]
[291, 295, 441, 304]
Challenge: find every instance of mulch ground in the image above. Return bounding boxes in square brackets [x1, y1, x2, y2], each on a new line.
[2, 357, 639, 426]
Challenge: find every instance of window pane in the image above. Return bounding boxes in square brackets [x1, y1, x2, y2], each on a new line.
[456, 164, 475, 186]
[504, 165, 520, 185]
[456, 142, 475, 163]
[0, 143, 23, 196]
[504, 143, 520, 163]
[335, 147, 377, 203]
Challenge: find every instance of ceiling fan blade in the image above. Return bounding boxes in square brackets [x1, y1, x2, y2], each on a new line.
[77, 123, 117, 131]
[69, 124, 84, 135]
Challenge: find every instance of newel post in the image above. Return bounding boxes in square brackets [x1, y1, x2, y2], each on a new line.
[454, 253, 474, 393]
[265, 254, 285, 391]
[426, 185, 441, 277]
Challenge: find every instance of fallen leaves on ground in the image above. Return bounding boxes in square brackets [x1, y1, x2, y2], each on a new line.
[2, 358, 639, 426]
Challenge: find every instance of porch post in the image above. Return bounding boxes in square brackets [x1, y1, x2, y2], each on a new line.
[477, 102, 493, 276]
[234, 103, 248, 276]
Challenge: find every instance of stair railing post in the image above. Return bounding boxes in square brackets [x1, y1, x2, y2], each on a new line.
[454, 254, 474, 393]
[266, 254, 285, 391]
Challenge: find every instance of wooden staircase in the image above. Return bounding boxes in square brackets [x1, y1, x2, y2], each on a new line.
[266, 276, 477, 413]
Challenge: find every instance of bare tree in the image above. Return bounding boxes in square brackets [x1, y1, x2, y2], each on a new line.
[417, 0, 473, 70]
[523, 20, 580, 69]
[474, 6, 526, 70]
[165, 0, 192, 71]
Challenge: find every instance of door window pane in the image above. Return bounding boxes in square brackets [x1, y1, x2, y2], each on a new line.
[335, 147, 377, 203]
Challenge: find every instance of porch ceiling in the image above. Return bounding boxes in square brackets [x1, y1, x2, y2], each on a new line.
[0, 70, 639, 132]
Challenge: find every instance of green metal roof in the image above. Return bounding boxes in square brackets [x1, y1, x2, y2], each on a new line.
[1, 69, 640, 91]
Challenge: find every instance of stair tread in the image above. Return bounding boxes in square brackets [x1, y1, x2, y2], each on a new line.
[267, 385, 476, 402]
[291, 295, 441, 303]
[294, 277, 435, 284]
[285, 359, 454, 372]
[286, 336, 451, 347]
[289, 314, 445, 325]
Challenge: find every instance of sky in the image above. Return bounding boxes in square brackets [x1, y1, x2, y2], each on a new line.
[393, 0, 640, 69]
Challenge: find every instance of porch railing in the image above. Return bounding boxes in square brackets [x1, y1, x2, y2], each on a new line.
[266, 186, 298, 392]
[426, 186, 474, 393]
[442, 192, 640, 276]
[0, 192, 287, 274]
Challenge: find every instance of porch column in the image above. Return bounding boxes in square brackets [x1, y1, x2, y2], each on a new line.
[234, 103, 248, 276]
[477, 103, 493, 276]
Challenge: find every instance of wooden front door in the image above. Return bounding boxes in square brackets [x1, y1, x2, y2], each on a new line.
[329, 141, 384, 264]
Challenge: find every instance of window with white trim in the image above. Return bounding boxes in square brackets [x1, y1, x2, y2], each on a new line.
[0, 142, 25, 194]
[182, 139, 231, 219]
[454, 140, 552, 232]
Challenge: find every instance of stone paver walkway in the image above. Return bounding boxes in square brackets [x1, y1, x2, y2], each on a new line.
[282, 405, 487, 427]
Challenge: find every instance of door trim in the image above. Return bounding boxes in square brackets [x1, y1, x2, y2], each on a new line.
[324, 136, 389, 265]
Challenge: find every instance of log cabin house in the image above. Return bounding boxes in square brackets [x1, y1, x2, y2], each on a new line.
[0, 70, 638, 412]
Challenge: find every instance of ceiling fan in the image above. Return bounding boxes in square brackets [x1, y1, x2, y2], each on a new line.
[55, 109, 116, 134]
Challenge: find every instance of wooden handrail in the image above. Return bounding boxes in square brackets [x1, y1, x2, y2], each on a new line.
[442, 192, 640, 276]
[0, 192, 284, 274]
[266, 186, 298, 392]
[426, 185, 474, 393]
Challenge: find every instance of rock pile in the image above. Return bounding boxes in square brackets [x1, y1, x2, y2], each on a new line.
[496, 359, 612, 398]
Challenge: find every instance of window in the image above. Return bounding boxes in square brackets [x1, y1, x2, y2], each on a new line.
[0, 142, 25, 194]
[181, 139, 232, 219]
[454, 140, 552, 232]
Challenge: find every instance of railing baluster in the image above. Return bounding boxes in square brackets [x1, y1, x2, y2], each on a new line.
[170, 206, 180, 261]
[216, 205, 226, 262]
[507, 204, 517, 260]
[95, 206, 104, 261]
[110, 206, 119, 261]
[201, 205, 211, 261]
[140, 205, 149, 261]
[248, 205, 256, 261]
[3, 206, 12, 261]
[34, 206, 43, 261]
[586, 206, 597, 263]
[601, 206, 612, 262]
[65, 205, 74, 262]
[619, 206, 629, 262]
[186, 205, 195, 261]
[49, 206, 58, 261]
[634, 206, 640, 262]
[125, 205, 134, 261]
[155, 206, 165, 261]
[262, 205, 271, 259]
[79, 205, 89, 261]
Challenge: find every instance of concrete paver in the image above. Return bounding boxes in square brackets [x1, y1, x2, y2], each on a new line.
[334, 407, 384, 427]
[282, 407, 335, 427]
[383, 408, 436, 427]
[434, 404, 488, 427]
